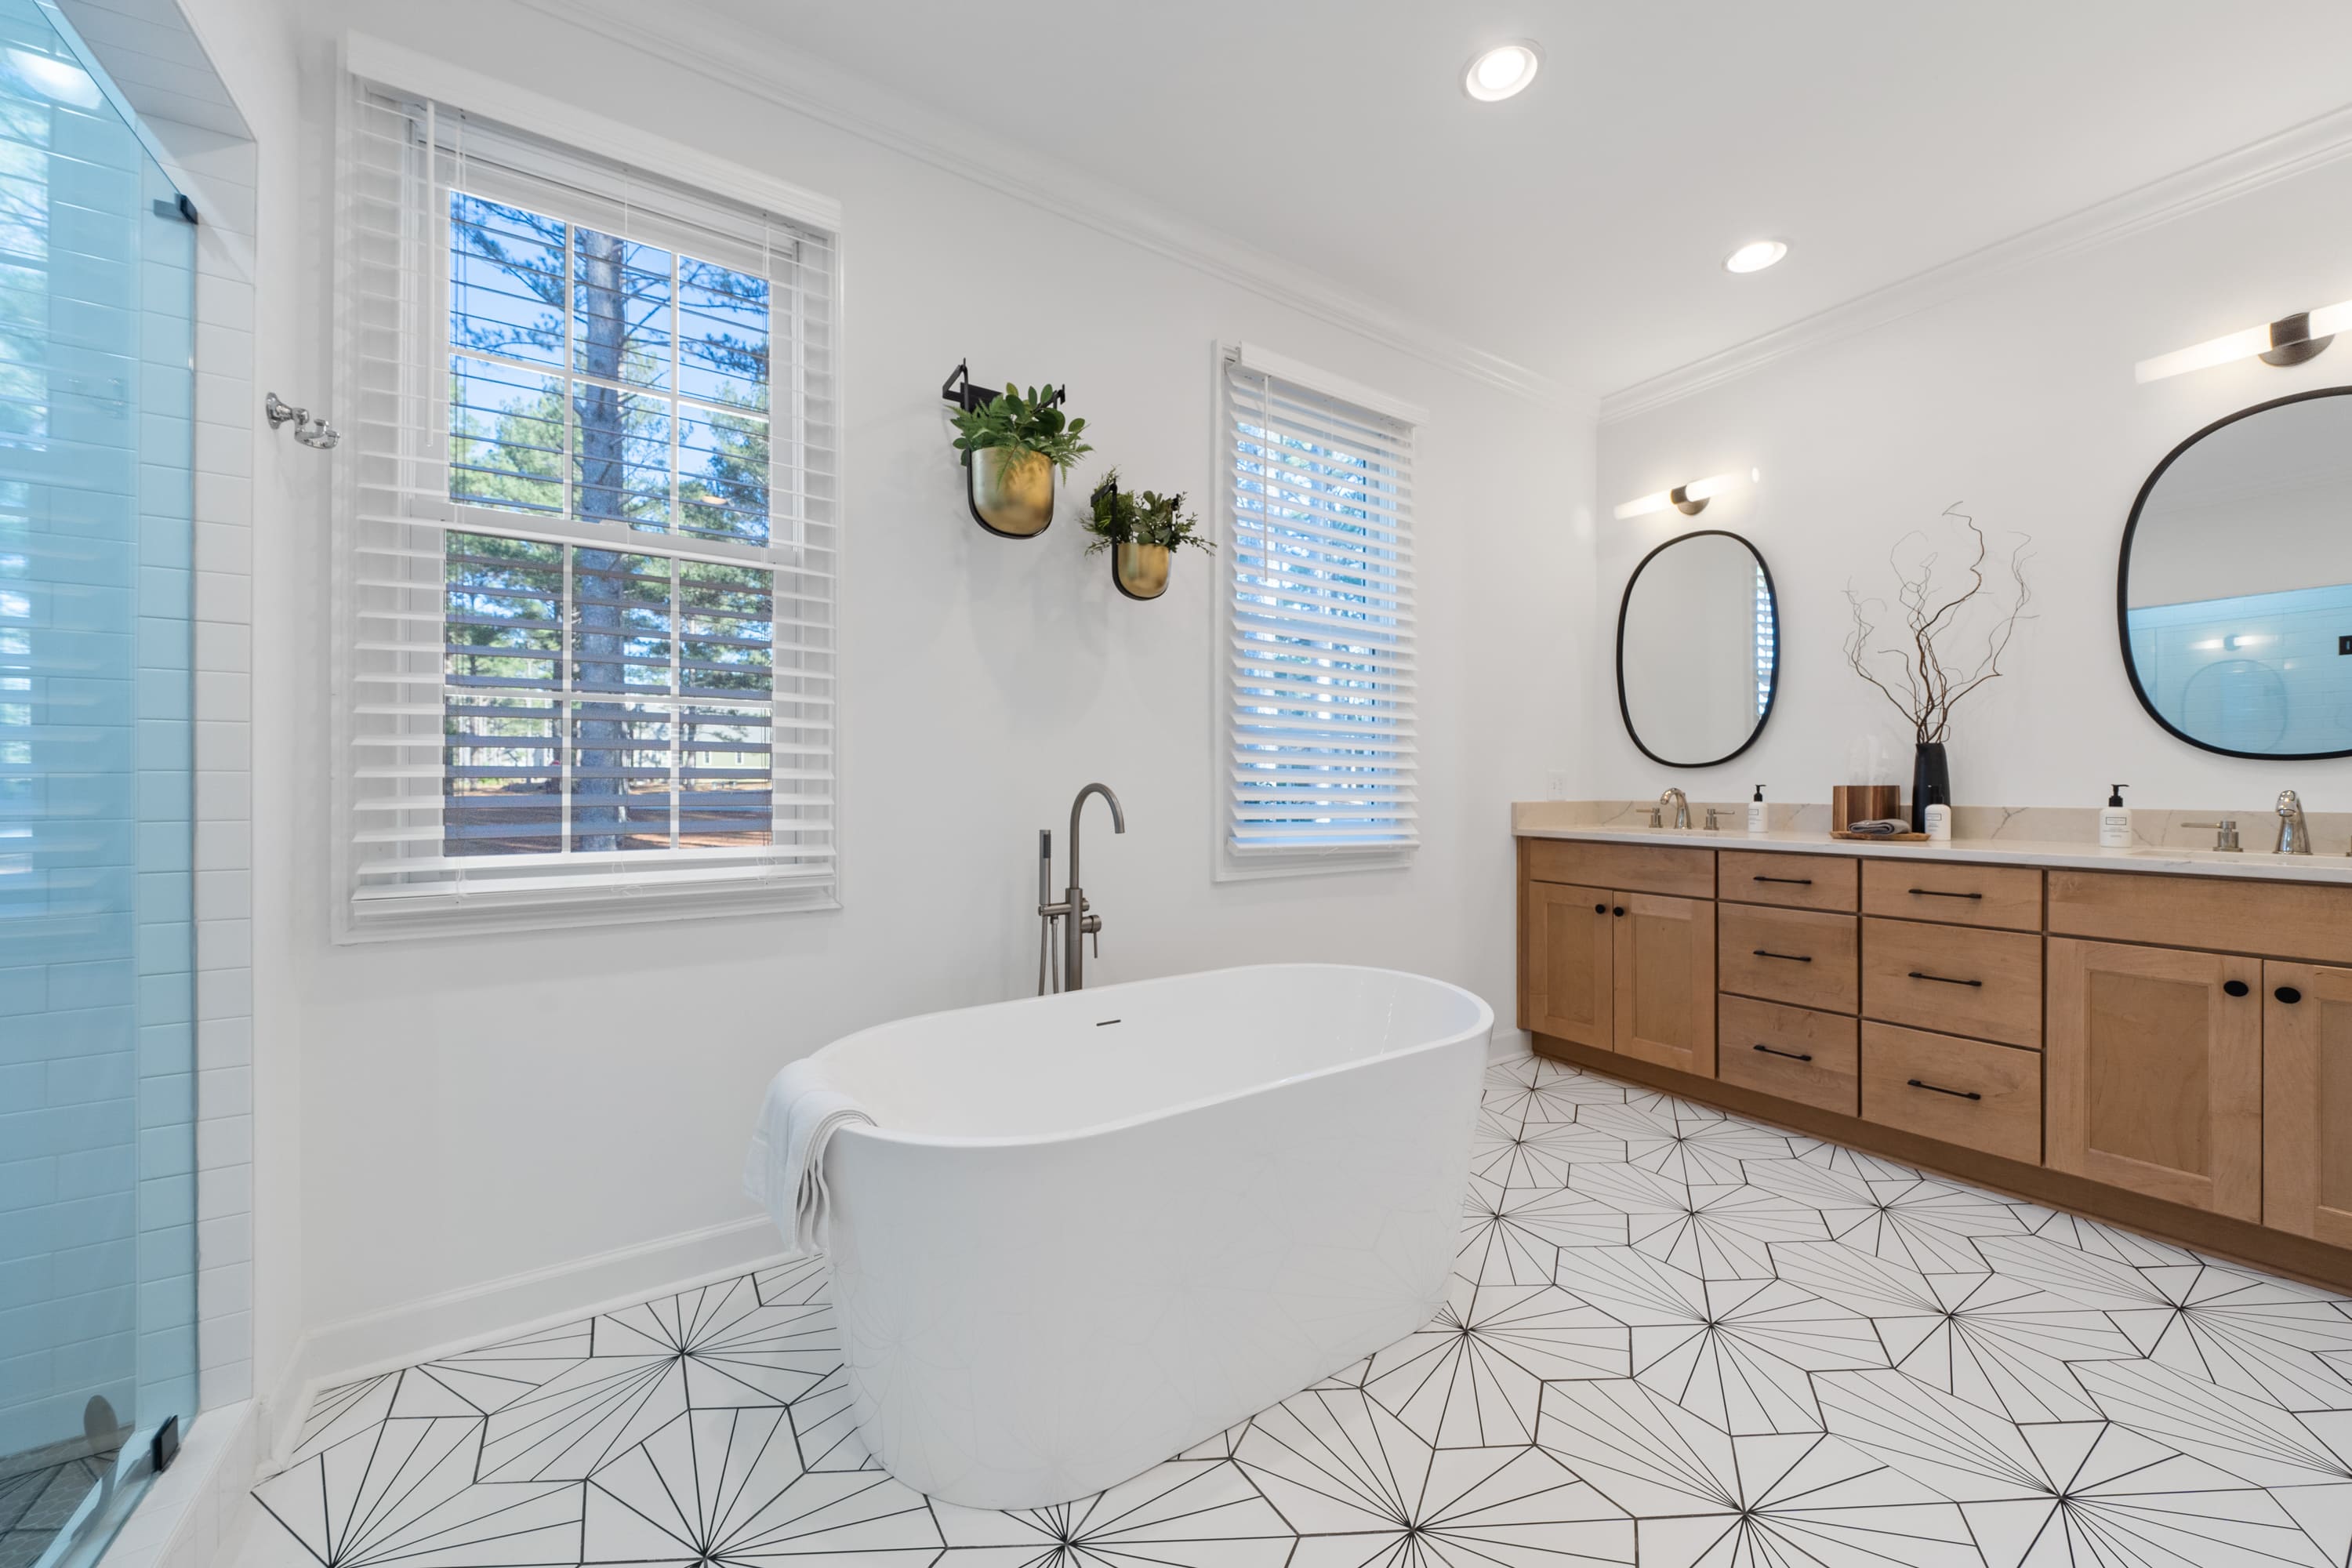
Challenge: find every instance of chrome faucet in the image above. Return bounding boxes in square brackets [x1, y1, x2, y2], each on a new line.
[1657, 787, 1691, 829]
[1037, 782, 1125, 993]
[2276, 789, 2314, 855]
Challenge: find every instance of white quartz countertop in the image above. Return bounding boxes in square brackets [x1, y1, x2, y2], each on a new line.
[1511, 808, 2352, 887]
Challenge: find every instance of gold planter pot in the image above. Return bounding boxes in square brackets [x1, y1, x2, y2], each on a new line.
[968, 446, 1055, 538]
[1113, 541, 1171, 601]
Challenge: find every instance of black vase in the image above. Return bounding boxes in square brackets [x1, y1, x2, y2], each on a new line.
[1911, 741, 1951, 833]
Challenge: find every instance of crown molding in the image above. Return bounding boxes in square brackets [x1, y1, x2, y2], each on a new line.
[1600, 97, 2352, 426]
[501, 0, 1566, 410]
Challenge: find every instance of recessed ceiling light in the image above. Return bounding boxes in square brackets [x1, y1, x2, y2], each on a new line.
[1463, 41, 1541, 103]
[1724, 239, 1789, 274]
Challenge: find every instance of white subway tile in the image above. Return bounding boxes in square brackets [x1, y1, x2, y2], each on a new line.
[193, 868, 250, 921]
[196, 920, 251, 973]
[195, 1015, 250, 1071]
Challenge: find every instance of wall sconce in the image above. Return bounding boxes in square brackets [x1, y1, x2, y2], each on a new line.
[1613, 467, 1759, 521]
[2134, 300, 2352, 383]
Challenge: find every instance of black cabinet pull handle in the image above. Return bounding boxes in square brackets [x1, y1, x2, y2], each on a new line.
[1907, 887, 1984, 900]
[1753, 1043, 1813, 1062]
[1595, 902, 1606, 913]
[1754, 875, 1813, 886]
[2223, 979, 2249, 998]
[1907, 1077, 1982, 1101]
[1613, 906, 1626, 916]
[1907, 971, 1983, 988]
[1754, 949, 1813, 963]
[2278, 985, 2304, 1004]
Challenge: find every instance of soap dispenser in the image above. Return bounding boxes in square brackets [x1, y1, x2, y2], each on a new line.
[1747, 785, 1766, 835]
[2099, 784, 2132, 848]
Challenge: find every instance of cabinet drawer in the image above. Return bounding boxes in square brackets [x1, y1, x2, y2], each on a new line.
[1862, 859, 2043, 931]
[1719, 995, 1859, 1114]
[2049, 869, 2352, 966]
[1525, 838, 1714, 899]
[1720, 904, 1858, 1011]
[1861, 1021, 2042, 1164]
[1720, 851, 1858, 913]
[1861, 917, 2044, 1047]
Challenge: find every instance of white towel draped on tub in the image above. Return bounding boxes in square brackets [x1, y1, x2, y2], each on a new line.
[744, 1057, 874, 1258]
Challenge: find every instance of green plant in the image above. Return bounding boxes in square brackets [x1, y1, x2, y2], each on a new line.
[1083, 470, 1215, 554]
[949, 383, 1091, 470]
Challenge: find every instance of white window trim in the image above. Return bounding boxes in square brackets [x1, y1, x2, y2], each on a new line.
[328, 50, 851, 942]
[1210, 340, 1423, 884]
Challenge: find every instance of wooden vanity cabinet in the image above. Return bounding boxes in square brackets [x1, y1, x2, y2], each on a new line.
[1518, 840, 1716, 1076]
[2263, 960, 2352, 1245]
[2045, 936, 2263, 1221]
[1518, 835, 2352, 1291]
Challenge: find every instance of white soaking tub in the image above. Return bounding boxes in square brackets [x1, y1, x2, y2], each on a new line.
[812, 963, 1492, 1508]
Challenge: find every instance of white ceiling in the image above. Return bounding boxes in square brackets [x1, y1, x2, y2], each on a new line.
[699, 1, 2352, 403]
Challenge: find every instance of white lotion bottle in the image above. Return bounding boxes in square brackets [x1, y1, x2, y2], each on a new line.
[1923, 783, 1951, 842]
[2099, 783, 2132, 848]
[1747, 785, 1766, 835]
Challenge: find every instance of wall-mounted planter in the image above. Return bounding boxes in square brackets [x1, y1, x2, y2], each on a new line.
[1113, 542, 1171, 601]
[942, 361, 1085, 539]
[971, 447, 1055, 538]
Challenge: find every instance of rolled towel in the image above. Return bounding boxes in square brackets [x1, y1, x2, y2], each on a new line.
[745, 1056, 876, 1258]
[1842, 818, 1912, 837]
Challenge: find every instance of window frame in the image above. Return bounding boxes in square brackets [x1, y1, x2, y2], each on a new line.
[331, 42, 846, 941]
[1210, 341, 1426, 883]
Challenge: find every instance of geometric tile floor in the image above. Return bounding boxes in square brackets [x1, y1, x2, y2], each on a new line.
[0, 1450, 114, 1568]
[241, 1052, 2352, 1566]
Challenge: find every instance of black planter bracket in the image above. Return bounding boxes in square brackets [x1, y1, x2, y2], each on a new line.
[942, 360, 1066, 426]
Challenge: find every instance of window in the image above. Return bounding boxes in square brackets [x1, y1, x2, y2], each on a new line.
[1218, 346, 1421, 875]
[335, 82, 837, 937]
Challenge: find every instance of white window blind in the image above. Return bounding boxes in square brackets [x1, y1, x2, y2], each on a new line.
[1220, 350, 1417, 869]
[333, 78, 838, 938]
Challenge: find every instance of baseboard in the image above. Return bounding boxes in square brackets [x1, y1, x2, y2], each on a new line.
[100, 1399, 260, 1568]
[1487, 1026, 1533, 1062]
[263, 1212, 786, 1474]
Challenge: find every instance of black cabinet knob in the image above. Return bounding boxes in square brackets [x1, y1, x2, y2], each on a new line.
[2278, 985, 2304, 1004]
[2223, 979, 2249, 997]
[1594, 902, 1606, 913]
[1613, 906, 1626, 916]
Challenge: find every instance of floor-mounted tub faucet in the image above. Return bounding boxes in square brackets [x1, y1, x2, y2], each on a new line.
[1036, 783, 1126, 993]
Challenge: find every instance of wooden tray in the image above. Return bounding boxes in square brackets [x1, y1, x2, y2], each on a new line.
[1830, 829, 1932, 842]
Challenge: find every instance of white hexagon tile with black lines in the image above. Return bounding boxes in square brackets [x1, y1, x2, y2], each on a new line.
[234, 1054, 2352, 1567]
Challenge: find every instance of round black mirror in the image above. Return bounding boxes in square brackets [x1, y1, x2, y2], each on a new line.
[2120, 387, 2352, 759]
[1617, 529, 1779, 768]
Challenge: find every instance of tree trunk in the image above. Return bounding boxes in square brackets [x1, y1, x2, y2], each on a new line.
[572, 229, 631, 853]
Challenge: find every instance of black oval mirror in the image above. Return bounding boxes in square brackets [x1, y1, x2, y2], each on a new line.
[1617, 528, 1779, 768]
[2120, 387, 2352, 759]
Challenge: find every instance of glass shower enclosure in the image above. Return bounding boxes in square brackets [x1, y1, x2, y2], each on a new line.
[0, 0, 198, 1563]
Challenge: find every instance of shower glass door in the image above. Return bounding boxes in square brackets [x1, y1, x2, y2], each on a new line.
[0, 0, 198, 1563]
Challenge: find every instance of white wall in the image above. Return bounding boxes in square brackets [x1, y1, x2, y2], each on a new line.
[237, 2, 1593, 1370]
[1593, 150, 2352, 814]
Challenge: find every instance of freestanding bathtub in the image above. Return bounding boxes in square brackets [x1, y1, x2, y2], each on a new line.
[811, 963, 1492, 1508]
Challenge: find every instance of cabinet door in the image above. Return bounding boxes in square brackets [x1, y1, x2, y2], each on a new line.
[1524, 880, 1615, 1050]
[1615, 891, 1717, 1077]
[2263, 960, 2352, 1244]
[2046, 937, 2261, 1220]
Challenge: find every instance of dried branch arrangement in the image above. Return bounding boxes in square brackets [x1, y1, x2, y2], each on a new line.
[1843, 505, 2034, 743]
